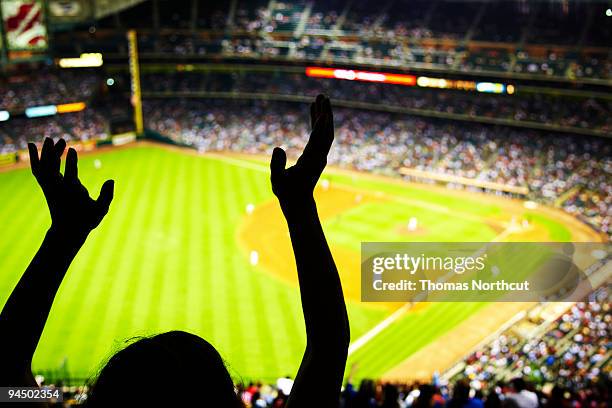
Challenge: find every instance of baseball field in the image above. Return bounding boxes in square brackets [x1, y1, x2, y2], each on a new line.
[0, 143, 601, 383]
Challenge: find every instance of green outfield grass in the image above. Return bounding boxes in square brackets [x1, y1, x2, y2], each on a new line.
[0, 144, 572, 382]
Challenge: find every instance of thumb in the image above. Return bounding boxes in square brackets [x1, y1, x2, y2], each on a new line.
[270, 147, 287, 179]
[95, 179, 115, 218]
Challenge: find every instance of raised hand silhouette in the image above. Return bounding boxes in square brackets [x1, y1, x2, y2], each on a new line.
[28, 138, 114, 238]
[1, 139, 114, 391]
[270, 94, 334, 208]
[271, 95, 349, 408]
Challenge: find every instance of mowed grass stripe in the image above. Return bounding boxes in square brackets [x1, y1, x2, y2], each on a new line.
[64, 150, 151, 373]
[126, 150, 162, 332]
[0, 195, 47, 292]
[0, 170, 33, 225]
[184, 151, 206, 333]
[104, 150, 162, 347]
[198, 156, 218, 340]
[146, 148, 179, 333]
[122, 149, 164, 335]
[157, 149, 189, 331]
[220, 163, 248, 369]
[0, 173, 48, 296]
[174, 153, 191, 331]
[207, 157, 229, 349]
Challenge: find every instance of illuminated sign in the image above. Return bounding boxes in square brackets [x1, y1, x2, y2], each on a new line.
[56, 102, 86, 113]
[417, 76, 477, 91]
[58, 52, 103, 68]
[306, 66, 515, 95]
[25, 105, 57, 118]
[476, 82, 506, 94]
[2, 0, 48, 50]
[306, 67, 416, 86]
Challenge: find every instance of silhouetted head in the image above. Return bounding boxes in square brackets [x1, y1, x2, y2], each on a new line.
[452, 380, 471, 402]
[381, 383, 400, 408]
[413, 383, 435, 407]
[510, 377, 527, 392]
[85, 331, 243, 407]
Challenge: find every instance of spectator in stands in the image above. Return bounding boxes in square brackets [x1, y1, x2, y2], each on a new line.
[505, 378, 538, 408]
[447, 380, 484, 408]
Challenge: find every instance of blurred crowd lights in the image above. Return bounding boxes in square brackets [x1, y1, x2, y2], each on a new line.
[24, 102, 86, 118]
[306, 67, 416, 85]
[58, 53, 103, 68]
[306, 66, 515, 94]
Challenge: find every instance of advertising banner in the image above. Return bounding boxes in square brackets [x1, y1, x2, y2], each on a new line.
[1, 0, 47, 50]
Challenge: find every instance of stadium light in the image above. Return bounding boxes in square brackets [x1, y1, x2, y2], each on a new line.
[0, 111, 9, 122]
[58, 53, 103, 68]
[25, 105, 58, 118]
[306, 67, 416, 86]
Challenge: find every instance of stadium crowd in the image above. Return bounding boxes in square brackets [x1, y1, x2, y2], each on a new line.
[51, 0, 612, 80]
[140, 71, 612, 133]
[2, 69, 610, 133]
[121, 32, 611, 80]
[141, 99, 611, 236]
[449, 287, 611, 407]
[0, 69, 99, 111]
[0, 112, 108, 155]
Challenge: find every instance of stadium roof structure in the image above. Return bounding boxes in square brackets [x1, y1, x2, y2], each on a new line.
[48, 0, 147, 22]
[94, 0, 147, 19]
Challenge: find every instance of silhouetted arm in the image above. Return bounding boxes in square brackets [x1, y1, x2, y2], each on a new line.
[0, 138, 114, 386]
[270, 95, 350, 407]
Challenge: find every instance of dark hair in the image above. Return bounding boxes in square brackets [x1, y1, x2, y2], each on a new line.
[380, 383, 400, 408]
[85, 331, 243, 407]
[510, 378, 527, 392]
[412, 384, 435, 408]
[447, 380, 471, 408]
